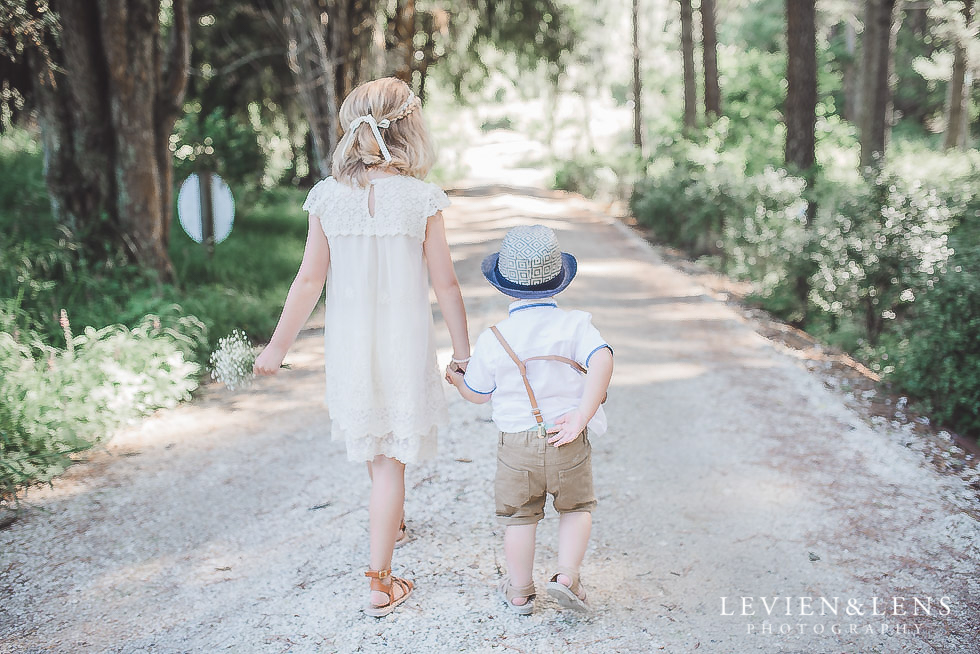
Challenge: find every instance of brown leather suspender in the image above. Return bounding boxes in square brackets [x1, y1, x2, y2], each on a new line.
[490, 326, 605, 431]
[491, 326, 545, 427]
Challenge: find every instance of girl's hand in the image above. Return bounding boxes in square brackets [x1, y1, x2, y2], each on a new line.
[547, 410, 587, 447]
[444, 362, 466, 385]
[254, 346, 286, 376]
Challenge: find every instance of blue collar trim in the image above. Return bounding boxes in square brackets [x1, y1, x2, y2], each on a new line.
[508, 302, 558, 315]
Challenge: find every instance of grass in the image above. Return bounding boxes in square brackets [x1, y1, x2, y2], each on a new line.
[0, 128, 310, 358]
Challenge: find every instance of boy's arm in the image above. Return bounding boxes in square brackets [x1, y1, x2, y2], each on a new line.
[548, 346, 613, 447]
[447, 368, 493, 404]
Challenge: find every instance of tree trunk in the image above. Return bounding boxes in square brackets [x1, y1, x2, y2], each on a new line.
[842, 19, 859, 122]
[785, 0, 818, 325]
[786, 1, 817, 177]
[632, 0, 643, 148]
[944, 0, 974, 150]
[701, 0, 721, 121]
[283, 0, 339, 178]
[386, 0, 416, 84]
[859, 0, 897, 171]
[679, 0, 697, 132]
[28, 0, 188, 281]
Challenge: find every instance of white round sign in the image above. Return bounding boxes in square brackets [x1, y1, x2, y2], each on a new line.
[177, 173, 235, 244]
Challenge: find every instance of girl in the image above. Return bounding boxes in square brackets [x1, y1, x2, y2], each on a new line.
[253, 77, 470, 617]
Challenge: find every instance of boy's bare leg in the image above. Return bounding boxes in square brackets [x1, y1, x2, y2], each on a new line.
[503, 523, 537, 605]
[556, 511, 591, 598]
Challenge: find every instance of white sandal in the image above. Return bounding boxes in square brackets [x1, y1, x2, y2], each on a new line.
[545, 567, 591, 612]
[497, 576, 535, 615]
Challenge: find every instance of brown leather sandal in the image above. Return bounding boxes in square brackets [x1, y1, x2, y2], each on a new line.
[363, 568, 414, 617]
[497, 576, 535, 615]
[545, 567, 590, 612]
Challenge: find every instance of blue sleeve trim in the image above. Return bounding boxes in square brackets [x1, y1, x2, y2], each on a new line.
[463, 378, 495, 395]
[585, 344, 613, 367]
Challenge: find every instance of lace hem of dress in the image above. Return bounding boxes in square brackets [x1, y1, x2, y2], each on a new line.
[331, 419, 445, 465]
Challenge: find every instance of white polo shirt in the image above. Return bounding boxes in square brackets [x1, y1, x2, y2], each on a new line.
[463, 299, 612, 435]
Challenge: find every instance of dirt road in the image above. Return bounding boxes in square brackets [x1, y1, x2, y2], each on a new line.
[2, 188, 978, 653]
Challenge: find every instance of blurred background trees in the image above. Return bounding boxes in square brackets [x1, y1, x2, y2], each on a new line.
[1, 0, 979, 498]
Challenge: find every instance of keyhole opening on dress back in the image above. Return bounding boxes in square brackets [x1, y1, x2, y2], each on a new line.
[367, 183, 376, 218]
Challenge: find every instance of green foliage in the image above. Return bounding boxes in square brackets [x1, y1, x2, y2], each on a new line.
[720, 0, 785, 53]
[480, 115, 514, 131]
[810, 172, 953, 343]
[553, 150, 644, 200]
[172, 106, 265, 190]
[630, 128, 980, 439]
[0, 309, 203, 502]
[715, 51, 787, 174]
[892, 243, 980, 439]
[0, 131, 311, 499]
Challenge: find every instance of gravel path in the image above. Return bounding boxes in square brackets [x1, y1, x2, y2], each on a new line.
[2, 188, 978, 654]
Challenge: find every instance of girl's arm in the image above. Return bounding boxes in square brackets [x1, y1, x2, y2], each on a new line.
[254, 214, 330, 375]
[423, 210, 470, 362]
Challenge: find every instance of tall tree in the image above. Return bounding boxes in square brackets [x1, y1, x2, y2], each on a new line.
[17, 0, 189, 280]
[944, 0, 975, 150]
[841, 19, 859, 121]
[679, 0, 697, 131]
[632, 0, 643, 148]
[859, 0, 898, 170]
[701, 0, 721, 121]
[785, 0, 818, 323]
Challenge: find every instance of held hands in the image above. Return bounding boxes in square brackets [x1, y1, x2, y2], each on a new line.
[547, 409, 588, 447]
[444, 360, 467, 386]
[253, 345, 287, 376]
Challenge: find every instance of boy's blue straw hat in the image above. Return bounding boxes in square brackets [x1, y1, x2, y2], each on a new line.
[482, 225, 578, 299]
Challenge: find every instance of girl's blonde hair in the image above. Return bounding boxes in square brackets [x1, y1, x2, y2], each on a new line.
[331, 77, 435, 187]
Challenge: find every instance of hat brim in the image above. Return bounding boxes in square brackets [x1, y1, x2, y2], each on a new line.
[481, 252, 578, 299]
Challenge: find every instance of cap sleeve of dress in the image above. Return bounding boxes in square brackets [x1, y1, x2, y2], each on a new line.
[302, 177, 338, 218]
[423, 182, 450, 220]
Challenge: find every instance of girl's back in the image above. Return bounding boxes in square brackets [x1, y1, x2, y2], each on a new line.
[303, 174, 451, 464]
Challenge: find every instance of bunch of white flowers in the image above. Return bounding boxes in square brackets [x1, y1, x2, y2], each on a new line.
[208, 330, 255, 390]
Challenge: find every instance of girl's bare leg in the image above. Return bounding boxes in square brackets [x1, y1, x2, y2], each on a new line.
[367, 454, 407, 606]
[367, 461, 405, 535]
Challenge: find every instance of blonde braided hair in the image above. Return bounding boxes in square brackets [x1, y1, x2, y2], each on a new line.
[332, 78, 434, 187]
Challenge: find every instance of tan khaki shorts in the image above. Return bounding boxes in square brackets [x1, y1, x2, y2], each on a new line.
[495, 427, 597, 526]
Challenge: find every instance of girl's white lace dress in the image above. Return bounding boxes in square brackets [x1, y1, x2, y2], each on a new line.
[303, 175, 450, 465]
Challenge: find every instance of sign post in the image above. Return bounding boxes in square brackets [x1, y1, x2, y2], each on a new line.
[177, 172, 235, 256]
[199, 169, 215, 256]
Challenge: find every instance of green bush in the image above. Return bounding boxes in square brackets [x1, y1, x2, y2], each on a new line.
[723, 167, 808, 318]
[0, 129, 311, 499]
[172, 107, 265, 191]
[553, 150, 643, 200]
[892, 244, 980, 439]
[0, 308, 203, 502]
[810, 172, 953, 344]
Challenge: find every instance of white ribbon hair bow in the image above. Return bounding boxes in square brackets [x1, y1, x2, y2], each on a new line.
[342, 114, 392, 162]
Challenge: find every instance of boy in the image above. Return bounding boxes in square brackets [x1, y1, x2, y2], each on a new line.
[448, 225, 613, 614]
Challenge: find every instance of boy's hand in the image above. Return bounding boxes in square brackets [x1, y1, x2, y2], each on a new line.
[445, 362, 465, 386]
[548, 409, 587, 447]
